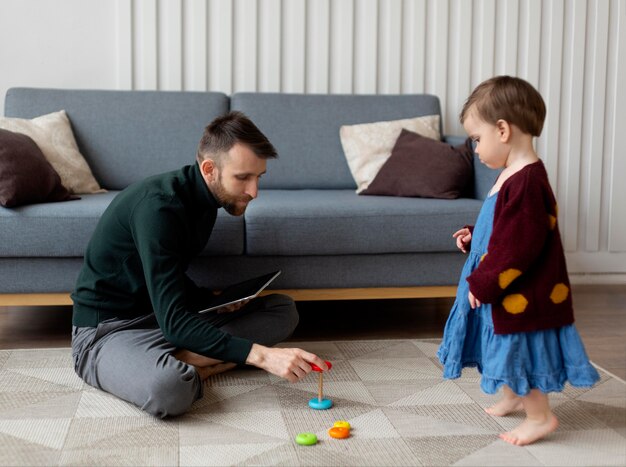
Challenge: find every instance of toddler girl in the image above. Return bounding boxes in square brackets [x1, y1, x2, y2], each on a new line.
[438, 76, 600, 446]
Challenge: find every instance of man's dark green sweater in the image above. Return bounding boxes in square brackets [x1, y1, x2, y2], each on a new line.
[71, 164, 253, 364]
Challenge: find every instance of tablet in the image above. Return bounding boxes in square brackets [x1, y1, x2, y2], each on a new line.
[198, 270, 281, 313]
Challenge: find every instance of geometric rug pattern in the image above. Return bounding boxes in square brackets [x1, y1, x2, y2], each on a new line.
[1, 339, 625, 466]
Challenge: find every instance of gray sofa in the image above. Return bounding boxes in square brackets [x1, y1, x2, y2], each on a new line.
[0, 88, 497, 304]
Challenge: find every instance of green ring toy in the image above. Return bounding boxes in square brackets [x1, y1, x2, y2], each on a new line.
[295, 432, 318, 446]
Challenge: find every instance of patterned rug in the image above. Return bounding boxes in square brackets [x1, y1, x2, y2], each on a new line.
[1, 339, 625, 466]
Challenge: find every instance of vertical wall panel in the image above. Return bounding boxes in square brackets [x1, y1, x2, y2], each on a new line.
[329, 0, 354, 94]
[401, 0, 426, 93]
[116, 0, 133, 89]
[378, 0, 402, 94]
[306, 0, 330, 93]
[494, 0, 519, 76]
[424, 0, 449, 104]
[282, 0, 306, 92]
[558, 0, 587, 252]
[182, 0, 207, 91]
[233, 0, 258, 91]
[258, 0, 281, 92]
[581, 0, 609, 252]
[446, 0, 472, 136]
[607, 0, 626, 252]
[158, 0, 182, 91]
[537, 0, 564, 189]
[111, 0, 625, 274]
[353, 0, 378, 93]
[133, 0, 158, 89]
[471, 0, 496, 88]
[208, 0, 233, 94]
[518, 0, 542, 86]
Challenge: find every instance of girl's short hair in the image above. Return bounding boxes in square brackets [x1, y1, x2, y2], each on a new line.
[196, 111, 277, 166]
[460, 76, 546, 137]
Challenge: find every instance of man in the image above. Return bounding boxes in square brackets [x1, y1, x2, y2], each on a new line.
[71, 111, 327, 417]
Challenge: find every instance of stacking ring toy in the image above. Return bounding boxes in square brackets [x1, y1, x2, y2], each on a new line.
[309, 360, 333, 410]
[308, 398, 333, 410]
[310, 361, 332, 372]
[328, 426, 350, 439]
[333, 420, 351, 430]
[295, 432, 318, 446]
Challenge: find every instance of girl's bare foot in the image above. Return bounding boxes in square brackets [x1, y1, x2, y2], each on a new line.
[486, 385, 523, 416]
[485, 396, 523, 416]
[499, 413, 559, 446]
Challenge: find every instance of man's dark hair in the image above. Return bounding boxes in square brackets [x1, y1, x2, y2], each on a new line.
[196, 111, 277, 166]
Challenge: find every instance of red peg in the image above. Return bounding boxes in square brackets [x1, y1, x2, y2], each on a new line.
[310, 361, 332, 372]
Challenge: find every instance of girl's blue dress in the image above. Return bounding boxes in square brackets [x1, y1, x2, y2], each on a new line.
[437, 193, 600, 395]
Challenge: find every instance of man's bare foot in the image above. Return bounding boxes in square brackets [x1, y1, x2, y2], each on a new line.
[499, 413, 559, 446]
[195, 362, 237, 381]
[485, 396, 524, 416]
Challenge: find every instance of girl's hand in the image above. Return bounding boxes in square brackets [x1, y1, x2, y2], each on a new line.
[452, 228, 472, 253]
[468, 291, 481, 309]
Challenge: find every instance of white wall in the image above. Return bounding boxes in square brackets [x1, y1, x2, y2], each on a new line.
[1, 0, 625, 282]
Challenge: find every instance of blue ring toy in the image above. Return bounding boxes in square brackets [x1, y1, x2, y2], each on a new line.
[308, 398, 333, 410]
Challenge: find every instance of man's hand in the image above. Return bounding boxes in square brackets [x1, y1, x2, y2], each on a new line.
[245, 344, 328, 383]
[216, 299, 250, 314]
[452, 228, 472, 253]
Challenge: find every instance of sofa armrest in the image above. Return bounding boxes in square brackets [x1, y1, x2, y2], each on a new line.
[444, 134, 500, 200]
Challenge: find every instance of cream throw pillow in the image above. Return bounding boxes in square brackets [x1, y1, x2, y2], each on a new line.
[340, 115, 440, 193]
[0, 110, 104, 194]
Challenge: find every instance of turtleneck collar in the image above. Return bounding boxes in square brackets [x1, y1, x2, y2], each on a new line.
[187, 163, 221, 211]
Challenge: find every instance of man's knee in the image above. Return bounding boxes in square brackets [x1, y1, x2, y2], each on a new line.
[140, 361, 201, 418]
[264, 293, 299, 335]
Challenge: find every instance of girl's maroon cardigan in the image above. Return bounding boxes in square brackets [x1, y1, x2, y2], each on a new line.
[466, 160, 575, 335]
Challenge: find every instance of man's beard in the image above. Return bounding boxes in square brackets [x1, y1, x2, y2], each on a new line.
[211, 177, 253, 216]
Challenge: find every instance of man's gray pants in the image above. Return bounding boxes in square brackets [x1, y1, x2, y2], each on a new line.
[71, 294, 299, 418]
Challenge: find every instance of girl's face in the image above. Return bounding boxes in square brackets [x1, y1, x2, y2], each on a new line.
[463, 109, 509, 169]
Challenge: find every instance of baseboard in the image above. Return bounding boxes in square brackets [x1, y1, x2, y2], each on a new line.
[569, 273, 626, 285]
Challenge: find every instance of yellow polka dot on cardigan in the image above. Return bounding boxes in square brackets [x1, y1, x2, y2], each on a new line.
[499, 268, 522, 289]
[548, 214, 557, 230]
[550, 283, 569, 304]
[502, 294, 528, 314]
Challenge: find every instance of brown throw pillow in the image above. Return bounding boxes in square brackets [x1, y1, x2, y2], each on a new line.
[361, 129, 474, 199]
[0, 128, 77, 207]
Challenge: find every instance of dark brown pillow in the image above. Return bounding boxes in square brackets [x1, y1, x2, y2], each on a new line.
[361, 129, 474, 199]
[0, 128, 77, 207]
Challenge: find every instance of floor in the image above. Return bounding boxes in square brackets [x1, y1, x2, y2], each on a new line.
[1, 285, 624, 379]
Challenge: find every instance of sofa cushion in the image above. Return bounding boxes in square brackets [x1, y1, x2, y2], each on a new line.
[0, 193, 244, 257]
[244, 190, 483, 256]
[361, 130, 474, 199]
[444, 135, 500, 200]
[231, 93, 442, 190]
[4, 88, 230, 190]
[0, 110, 104, 194]
[340, 116, 440, 193]
[0, 129, 76, 207]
